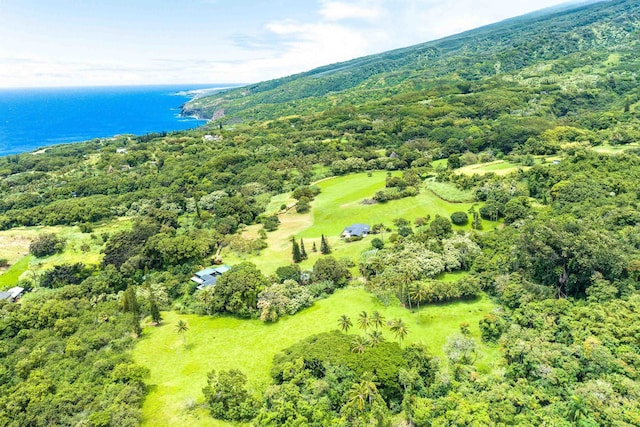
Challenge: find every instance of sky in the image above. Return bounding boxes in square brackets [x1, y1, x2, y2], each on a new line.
[0, 0, 575, 88]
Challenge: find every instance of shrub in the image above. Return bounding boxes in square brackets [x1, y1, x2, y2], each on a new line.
[479, 313, 507, 342]
[29, 233, 66, 257]
[202, 369, 258, 421]
[312, 256, 349, 287]
[275, 264, 301, 283]
[79, 223, 93, 233]
[429, 215, 453, 239]
[371, 238, 384, 249]
[296, 197, 311, 213]
[412, 277, 481, 304]
[261, 215, 280, 232]
[292, 186, 320, 201]
[479, 200, 502, 220]
[257, 280, 314, 322]
[450, 211, 469, 226]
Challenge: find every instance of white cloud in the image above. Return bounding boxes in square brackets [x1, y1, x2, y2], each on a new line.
[319, 0, 385, 21]
[0, 0, 570, 87]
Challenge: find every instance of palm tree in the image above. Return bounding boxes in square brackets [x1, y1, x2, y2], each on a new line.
[368, 330, 385, 347]
[370, 310, 385, 331]
[351, 336, 369, 354]
[338, 314, 353, 333]
[358, 311, 372, 332]
[409, 283, 429, 323]
[566, 395, 588, 424]
[388, 318, 409, 347]
[175, 319, 189, 347]
[345, 375, 379, 413]
[346, 382, 367, 413]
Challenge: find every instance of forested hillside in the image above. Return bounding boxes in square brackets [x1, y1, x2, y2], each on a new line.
[184, 0, 639, 122]
[2, 0, 640, 425]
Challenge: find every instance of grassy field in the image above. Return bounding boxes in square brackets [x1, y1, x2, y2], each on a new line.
[0, 218, 133, 286]
[225, 172, 496, 274]
[133, 287, 499, 427]
[591, 143, 640, 154]
[457, 160, 524, 176]
[0, 255, 32, 288]
[425, 180, 475, 202]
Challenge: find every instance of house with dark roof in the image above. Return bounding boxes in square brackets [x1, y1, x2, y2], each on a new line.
[0, 286, 24, 303]
[341, 224, 371, 238]
[191, 265, 231, 290]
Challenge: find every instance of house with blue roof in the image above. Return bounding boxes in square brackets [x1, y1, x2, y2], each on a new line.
[341, 224, 371, 239]
[191, 265, 231, 290]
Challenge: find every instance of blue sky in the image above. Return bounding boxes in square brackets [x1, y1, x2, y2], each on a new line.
[0, 0, 571, 88]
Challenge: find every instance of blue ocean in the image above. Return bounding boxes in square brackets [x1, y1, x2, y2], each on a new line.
[0, 84, 231, 156]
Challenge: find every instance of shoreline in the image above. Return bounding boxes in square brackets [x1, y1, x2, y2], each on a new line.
[0, 85, 221, 158]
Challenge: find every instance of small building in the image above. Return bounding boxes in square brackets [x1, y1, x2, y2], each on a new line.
[116, 148, 128, 154]
[191, 265, 231, 290]
[203, 134, 221, 142]
[0, 286, 24, 303]
[341, 224, 371, 239]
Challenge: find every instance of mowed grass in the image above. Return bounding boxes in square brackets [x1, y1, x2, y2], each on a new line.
[225, 171, 495, 274]
[133, 287, 499, 427]
[0, 255, 32, 288]
[0, 218, 133, 285]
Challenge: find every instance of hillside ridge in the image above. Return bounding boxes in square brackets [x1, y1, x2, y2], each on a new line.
[183, 0, 633, 121]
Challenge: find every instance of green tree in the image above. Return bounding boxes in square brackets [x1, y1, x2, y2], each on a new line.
[292, 238, 303, 263]
[210, 262, 268, 317]
[296, 196, 311, 213]
[202, 369, 258, 421]
[345, 376, 379, 413]
[368, 330, 386, 346]
[388, 318, 409, 346]
[351, 336, 369, 353]
[566, 395, 588, 425]
[358, 311, 372, 332]
[300, 238, 308, 260]
[320, 234, 331, 254]
[503, 196, 531, 224]
[447, 153, 462, 169]
[122, 285, 142, 336]
[468, 205, 482, 230]
[312, 256, 349, 286]
[175, 319, 189, 347]
[430, 215, 453, 239]
[444, 334, 477, 365]
[150, 298, 162, 324]
[371, 237, 384, 249]
[371, 310, 385, 331]
[450, 211, 469, 225]
[409, 283, 429, 322]
[338, 314, 353, 333]
[29, 233, 66, 257]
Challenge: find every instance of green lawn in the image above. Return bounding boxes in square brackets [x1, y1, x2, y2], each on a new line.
[0, 255, 32, 288]
[224, 172, 495, 274]
[133, 287, 499, 427]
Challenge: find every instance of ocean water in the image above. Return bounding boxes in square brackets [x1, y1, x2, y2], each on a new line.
[0, 84, 229, 156]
